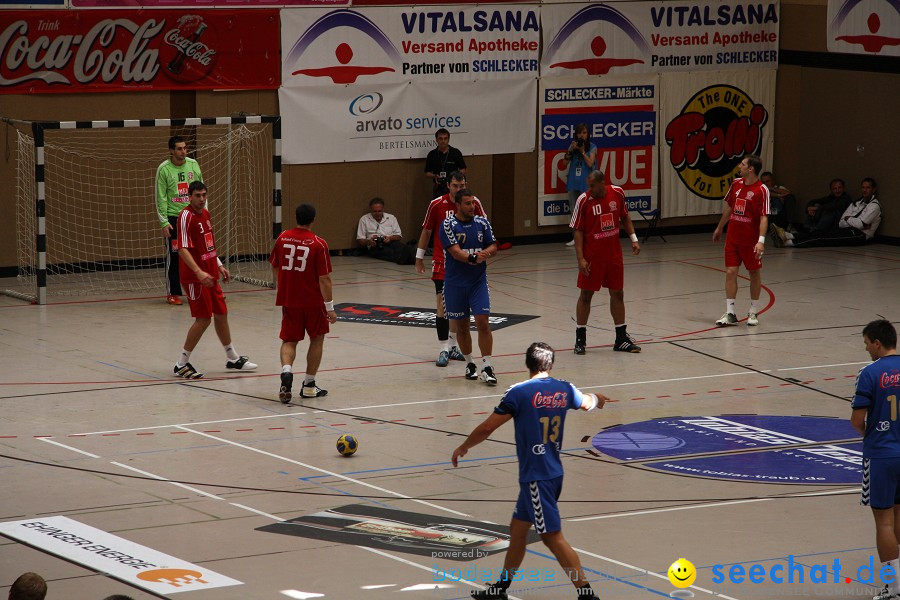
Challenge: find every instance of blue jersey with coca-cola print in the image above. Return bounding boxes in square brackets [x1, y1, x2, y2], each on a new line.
[494, 374, 588, 482]
[852, 355, 900, 458]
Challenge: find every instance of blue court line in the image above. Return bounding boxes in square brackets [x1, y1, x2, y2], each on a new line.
[296, 448, 591, 481]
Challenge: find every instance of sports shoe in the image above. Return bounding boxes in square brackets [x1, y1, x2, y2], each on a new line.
[769, 223, 787, 248]
[480, 366, 498, 386]
[565, 239, 575, 247]
[166, 295, 182, 305]
[448, 346, 466, 361]
[279, 372, 293, 403]
[715, 312, 738, 327]
[747, 312, 759, 326]
[226, 356, 258, 371]
[613, 335, 642, 353]
[873, 584, 900, 600]
[302, 381, 328, 398]
[574, 341, 586, 355]
[436, 350, 450, 367]
[174, 363, 203, 379]
[575, 329, 586, 355]
[471, 586, 508, 600]
[465, 362, 478, 380]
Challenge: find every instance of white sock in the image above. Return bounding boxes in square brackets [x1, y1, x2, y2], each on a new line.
[576, 323, 587, 329]
[176, 349, 191, 368]
[224, 344, 240, 361]
[726, 299, 736, 314]
[889, 559, 900, 593]
[440, 339, 450, 352]
[785, 232, 794, 240]
[749, 300, 759, 313]
[464, 354, 474, 364]
[482, 356, 492, 368]
[304, 374, 315, 385]
[448, 333, 457, 348]
[281, 365, 292, 374]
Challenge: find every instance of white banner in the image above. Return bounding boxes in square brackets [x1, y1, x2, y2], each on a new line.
[0, 516, 242, 595]
[541, 1, 780, 77]
[537, 75, 658, 227]
[827, 0, 900, 56]
[659, 70, 776, 217]
[279, 78, 536, 164]
[281, 4, 540, 87]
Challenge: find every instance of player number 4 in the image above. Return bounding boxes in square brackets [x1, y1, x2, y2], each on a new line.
[282, 243, 309, 272]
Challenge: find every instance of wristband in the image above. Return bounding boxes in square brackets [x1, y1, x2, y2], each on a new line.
[324, 300, 334, 312]
[758, 235, 766, 244]
[468, 254, 478, 264]
[630, 233, 639, 243]
[217, 257, 223, 267]
[415, 247, 426, 260]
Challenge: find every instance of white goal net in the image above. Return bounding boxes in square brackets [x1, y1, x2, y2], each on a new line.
[5, 117, 280, 303]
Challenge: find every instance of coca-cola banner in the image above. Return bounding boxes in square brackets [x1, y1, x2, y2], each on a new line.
[660, 69, 775, 217]
[0, 10, 280, 94]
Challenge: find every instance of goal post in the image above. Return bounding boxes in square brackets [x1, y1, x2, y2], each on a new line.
[2, 115, 282, 305]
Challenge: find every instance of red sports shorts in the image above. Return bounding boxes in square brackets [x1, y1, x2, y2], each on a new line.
[185, 282, 227, 318]
[280, 306, 330, 342]
[577, 256, 624, 292]
[431, 259, 445, 281]
[724, 242, 762, 271]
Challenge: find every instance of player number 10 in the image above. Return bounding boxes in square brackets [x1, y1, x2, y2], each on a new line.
[539, 416, 561, 444]
[282, 243, 309, 272]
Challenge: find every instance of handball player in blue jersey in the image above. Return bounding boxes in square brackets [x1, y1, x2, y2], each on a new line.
[452, 342, 608, 600]
[439, 188, 499, 386]
[851, 320, 900, 600]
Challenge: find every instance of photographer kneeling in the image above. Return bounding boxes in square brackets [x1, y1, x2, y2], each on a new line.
[356, 197, 415, 265]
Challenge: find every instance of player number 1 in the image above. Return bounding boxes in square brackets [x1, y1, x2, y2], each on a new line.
[539, 416, 561, 444]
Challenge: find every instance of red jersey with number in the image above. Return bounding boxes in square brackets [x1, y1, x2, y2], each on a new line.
[175, 207, 219, 284]
[724, 178, 770, 247]
[569, 185, 628, 261]
[422, 194, 485, 258]
[268, 228, 331, 308]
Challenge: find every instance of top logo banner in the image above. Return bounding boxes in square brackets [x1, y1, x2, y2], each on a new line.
[281, 4, 540, 86]
[827, 0, 900, 56]
[541, 0, 780, 77]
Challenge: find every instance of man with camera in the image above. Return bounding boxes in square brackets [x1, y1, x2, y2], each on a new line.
[424, 128, 467, 199]
[356, 197, 414, 264]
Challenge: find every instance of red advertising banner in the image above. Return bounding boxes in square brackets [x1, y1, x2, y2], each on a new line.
[0, 10, 280, 94]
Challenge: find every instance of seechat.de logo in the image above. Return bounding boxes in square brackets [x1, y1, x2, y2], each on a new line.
[544, 4, 649, 75]
[665, 84, 768, 200]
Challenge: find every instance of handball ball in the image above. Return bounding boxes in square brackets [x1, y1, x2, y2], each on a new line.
[336, 434, 358, 456]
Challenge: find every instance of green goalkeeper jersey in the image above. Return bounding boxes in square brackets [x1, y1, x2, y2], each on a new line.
[156, 157, 203, 227]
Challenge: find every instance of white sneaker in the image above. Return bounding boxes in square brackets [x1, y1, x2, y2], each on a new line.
[747, 312, 759, 326]
[226, 356, 257, 370]
[480, 366, 498, 386]
[565, 239, 575, 247]
[715, 313, 738, 327]
[873, 584, 900, 600]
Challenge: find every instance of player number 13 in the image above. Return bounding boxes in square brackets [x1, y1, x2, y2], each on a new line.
[282, 243, 309, 271]
[539, 416, 561, 444]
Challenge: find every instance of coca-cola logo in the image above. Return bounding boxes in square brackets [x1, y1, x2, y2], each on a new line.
[881, 372, 900, 388]
[665, 85, 769, 200]
[161, 15, 218, 83]
[532, 391, 568, 409]
[0, 18, 163, 87]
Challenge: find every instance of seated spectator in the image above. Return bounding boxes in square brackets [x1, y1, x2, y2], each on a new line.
[8, 572, 46, 600]
[356, 197, 414, 264]
[760, 171, 796, 230]
[772, 177, 881, 248]
[802, 178, 853, 233]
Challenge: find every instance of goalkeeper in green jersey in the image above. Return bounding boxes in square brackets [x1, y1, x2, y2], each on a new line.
[156, 136, 202, 306]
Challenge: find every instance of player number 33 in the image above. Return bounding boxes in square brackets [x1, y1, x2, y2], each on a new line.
[281, 243, 310, 271]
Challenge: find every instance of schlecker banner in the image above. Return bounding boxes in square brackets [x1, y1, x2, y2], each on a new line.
[827, 0, 900, 57]
[0, 10, 280, 94]
[278, 78, 536, 164]
[280, 4, 541, 86]
[540, 0, 780, 77]
[660, 69, 776, 218]
[537, 74, 659, 227]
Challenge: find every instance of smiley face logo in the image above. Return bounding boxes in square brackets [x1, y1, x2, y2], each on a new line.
[668, 558, 696, 588]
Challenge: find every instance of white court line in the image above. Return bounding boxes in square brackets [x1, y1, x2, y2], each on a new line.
[111, 461, 225, 501]
[573, 547, 741, 600]
[177, 426, 472, 517]
[72, 411, 308, 436]
[777, 361, 868, 371]
[229, 503, 284, 521]
[568, 498, 771, 522]
[40, 438, 100, 458]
